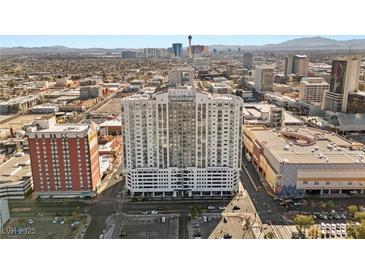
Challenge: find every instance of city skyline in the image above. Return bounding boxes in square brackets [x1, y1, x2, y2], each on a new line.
[1, 35, 365, 49]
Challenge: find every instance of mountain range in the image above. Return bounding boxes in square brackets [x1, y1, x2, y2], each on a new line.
[1, 36, 365, 55]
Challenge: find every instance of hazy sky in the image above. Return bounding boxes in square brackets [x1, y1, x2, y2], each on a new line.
[1, 35, 365, 48]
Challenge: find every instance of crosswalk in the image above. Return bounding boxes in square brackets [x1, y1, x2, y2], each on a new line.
[271, 225, 298, 239]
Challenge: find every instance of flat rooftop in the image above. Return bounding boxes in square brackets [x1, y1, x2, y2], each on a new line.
[246, 126, 365, 164]
[35, 124, 89, 133]
[0, 154, 31, 186]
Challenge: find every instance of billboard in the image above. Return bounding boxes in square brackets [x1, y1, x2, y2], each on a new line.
[330, 60, 347, 94]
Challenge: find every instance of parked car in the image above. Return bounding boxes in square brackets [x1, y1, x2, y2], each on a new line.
[334, 214, 341, 220]
[203, 216, 207, 223]
[151, 210, 158, 215]
[223, 217, 228, 223]
[207, 206, 215, 210]
[223, 233, 232, 239]
[161, 216, 166, 223]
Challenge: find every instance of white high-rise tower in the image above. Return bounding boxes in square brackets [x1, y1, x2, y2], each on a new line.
[121, 87, 243, 198]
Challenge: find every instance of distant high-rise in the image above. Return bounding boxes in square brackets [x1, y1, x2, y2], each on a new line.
[191, 45, 209, 56]
[121, 51, 137, 59]
[144, 48, 169, 59]
[284, 54, 308, 76]
[322, 54, 361, 113]
[188, 35, 192, 58]
[242, 52, 253, 69]
[299, 77, 329, 104]
[121, 87, 243, 198]
[172, 43, 183, 57]
[255, 65, 274, 92]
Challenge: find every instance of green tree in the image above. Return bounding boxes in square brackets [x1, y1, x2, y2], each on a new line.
[348, 205, 359, 217]
[294, 215, 314, 235]
[319, 201, 327, 211]
[326, 200, 335, 210]
[188, 206, 202, 219]
[309, 200, 316, 209]
[354, 211, 365, 222]
[308, 226, 319, 239]
[347, 221, 365, 239]
[265, 231, 274, 239]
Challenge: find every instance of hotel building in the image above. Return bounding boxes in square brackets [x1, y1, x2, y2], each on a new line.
[28, 118, 100, 198]
[121, 87, 243, 198]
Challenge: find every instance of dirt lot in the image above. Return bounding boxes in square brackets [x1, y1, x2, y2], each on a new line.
[0, 114, 43, 131]
[95, 98, 121, 114]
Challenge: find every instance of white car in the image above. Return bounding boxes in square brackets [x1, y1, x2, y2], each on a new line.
[151, 210, 158, 215]
[320, 223, 325, 229]
[161, 217, 166, 223]
[331, 224, 336, 230]
[99, 234, 104, 239]
[203, 216, 207, 223]
[218, 206, 226, 210]
[28, 219, 34, 225]
[207, 206, 215, 210]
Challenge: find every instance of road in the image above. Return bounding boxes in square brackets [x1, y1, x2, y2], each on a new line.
[240, 155, 290, 226]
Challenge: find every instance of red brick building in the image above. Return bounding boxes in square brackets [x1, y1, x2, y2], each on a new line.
[28, 122, 101, 198]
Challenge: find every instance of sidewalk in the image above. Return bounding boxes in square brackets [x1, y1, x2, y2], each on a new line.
[208, 182, 263, 239]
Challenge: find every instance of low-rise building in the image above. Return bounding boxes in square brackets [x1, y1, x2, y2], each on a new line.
[0, 199, 10, 229]
[243, 126, 365, 197]
[29, 104, 59, 114]
[80, 86, 102, 99]
[243, 103, 304, 127]
[0, 96, 38, 114]
[0, 153, 33, 199]
[99, 119, 122, 135]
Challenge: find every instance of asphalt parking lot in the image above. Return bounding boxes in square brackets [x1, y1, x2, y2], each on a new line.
[188, 215, 220, 239]
[115, 215, 179, 239]
[317, 222, 348, 239]
[1, 215, 88, 239]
